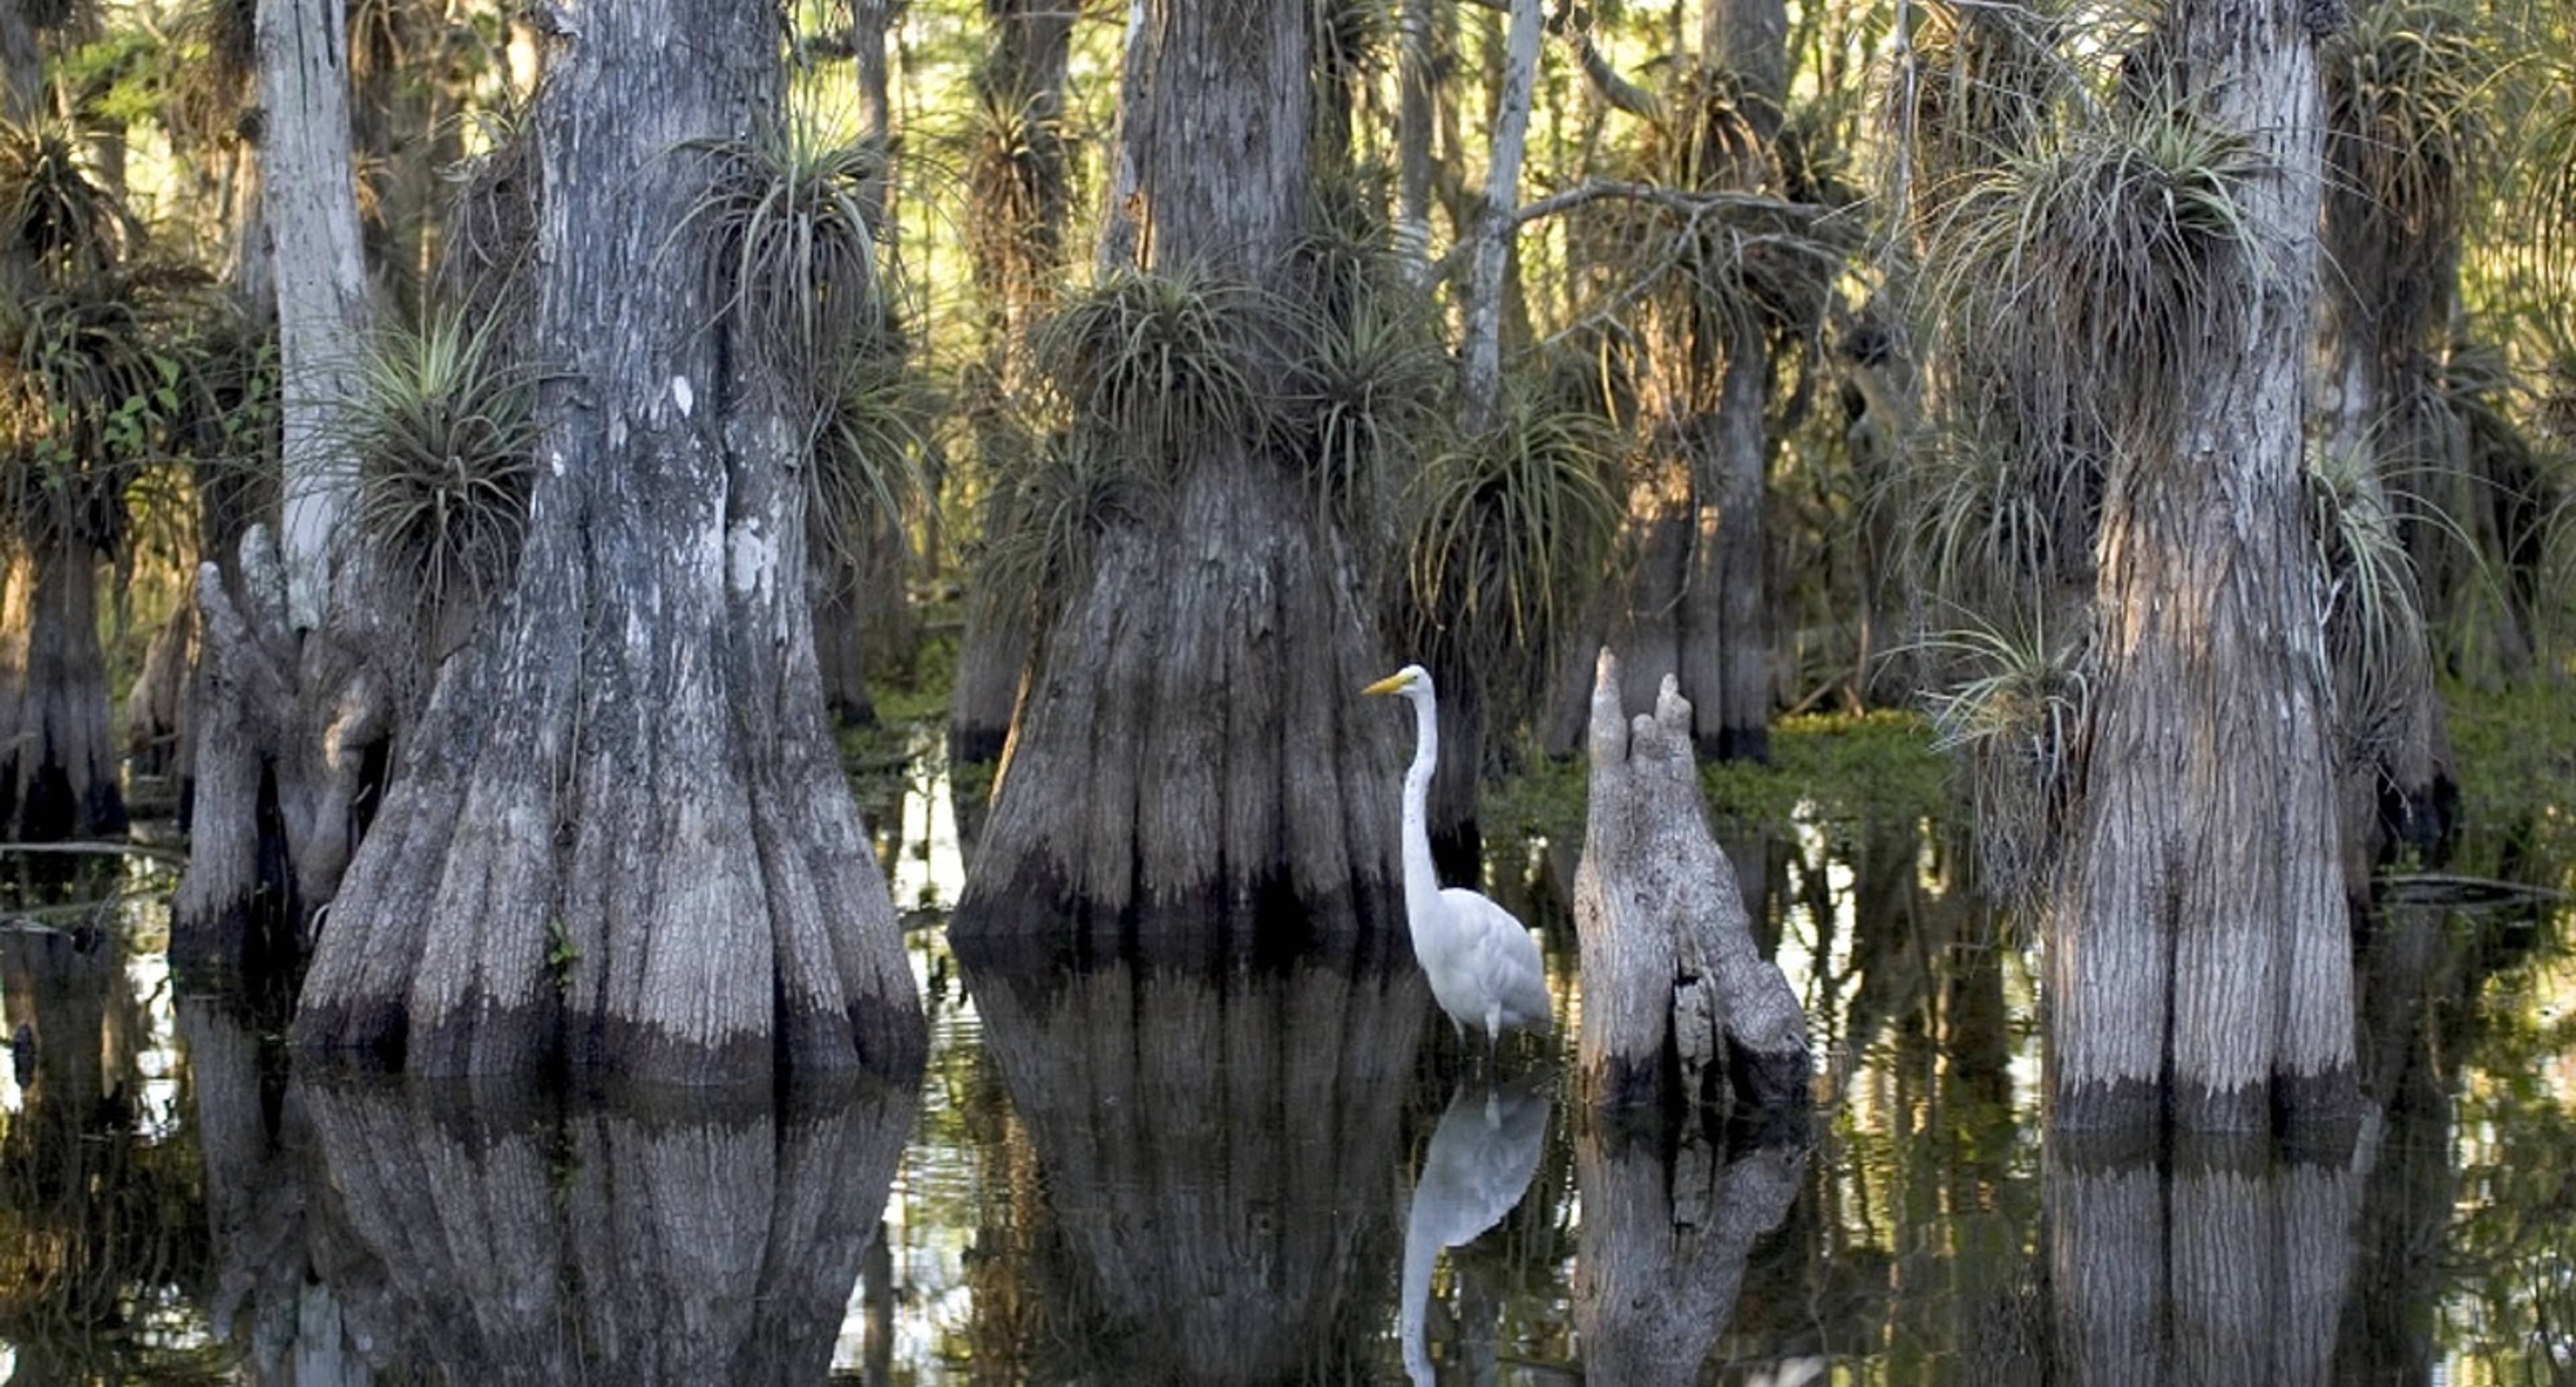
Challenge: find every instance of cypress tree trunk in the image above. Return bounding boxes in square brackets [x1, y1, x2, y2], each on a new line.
[176, 0, 388, 979]
[2047, 0, 2355, 1133]
[949, 0, 1075, 773]
[0, 1, 36, 120]
[1574, 651, 1807, 1113]
[956, 0, 1405, 922]
[290, 0, 923, 1082]
[0, 536, 126, 839]
[1680, 0, 1788, 762]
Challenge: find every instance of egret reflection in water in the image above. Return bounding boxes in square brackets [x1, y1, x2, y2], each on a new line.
[1399, 1077, 1550, 1385]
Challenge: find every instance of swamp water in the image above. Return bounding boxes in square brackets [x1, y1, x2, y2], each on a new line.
[0, 743, 2570, 1385]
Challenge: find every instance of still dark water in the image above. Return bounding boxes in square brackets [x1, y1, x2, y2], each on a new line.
[2, 746, 2571, 1384]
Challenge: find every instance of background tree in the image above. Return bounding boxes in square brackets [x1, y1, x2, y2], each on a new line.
[947, 0, 1077, 771]
[173, 0, 389, 977]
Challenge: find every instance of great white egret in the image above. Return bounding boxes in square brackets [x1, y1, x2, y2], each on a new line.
[1362, 664, 1552, 1047]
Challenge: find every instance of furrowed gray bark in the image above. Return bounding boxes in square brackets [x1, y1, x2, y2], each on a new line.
[290, 0, 923, 1082]
[2047, 0, 2355, 1134]
[955, 0, 1405, 924]
[258, 0, 370, 634]
[176, 0, 389, 980]
[1574, 649, 1807, 1113]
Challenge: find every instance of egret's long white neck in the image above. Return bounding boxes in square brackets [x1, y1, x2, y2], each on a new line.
[1401, 690, 1444, 942]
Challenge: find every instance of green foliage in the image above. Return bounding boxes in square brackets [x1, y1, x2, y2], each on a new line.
[680, 115, 888, 380]
[164, 0, 258, 144]
[0, 119, 131, 279]
[959, 85, 1071, 293]
[1036, 264, 1275, 471]
[1279, 249, 1446, 543]
[2444, 678, 2576, 869]
[809, 329, 934, 577]
[970, 431, 1154, 628]
[2324, 0, 2490, 285]
[1486, 710, 1951, 847]
[344, 311, 541, 612]
[435, 105, 538, 316]
[1893, 0, 2068, 205]
[1919, 612, 2089, 906]
[2307, 437, 2434, 740]
[1407, 393, 1621, 663]
[0, 267, 194, 547]
[1921, 91, 2267, 446]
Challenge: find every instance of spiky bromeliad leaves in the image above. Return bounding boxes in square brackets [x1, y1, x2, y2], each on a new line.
[681, 116, 887, 381]
[808, 325, 933, 578]
[1922, 611, 2091, 912]
[0, 269, 186, 547]
[1409, 393, 1623, 668]
[1278, 247, 1448, 549]
[0, 119, 132, 280]
[1923, 90, 2267, 451]
[2323, 0, 2487, 301]
[1034, 264, 1278, 482]
[343, 311, 540, 616]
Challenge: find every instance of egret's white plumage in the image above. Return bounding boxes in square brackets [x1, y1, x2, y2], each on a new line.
[1363, 664, 1552, 1044]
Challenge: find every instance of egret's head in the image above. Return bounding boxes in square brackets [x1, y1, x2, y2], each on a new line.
[1362, 665, 1434, 700]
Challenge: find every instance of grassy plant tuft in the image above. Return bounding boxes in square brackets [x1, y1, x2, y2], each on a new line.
[1407, 393, 1622, 665]
[1920, 612, 2090, 906]
[680, 115, 886, 381]
[1921, 89, 2265, 450]
[0, 119, 132, 278]
[343, 311, 541, 613]
[1035, 264, 1276, 476]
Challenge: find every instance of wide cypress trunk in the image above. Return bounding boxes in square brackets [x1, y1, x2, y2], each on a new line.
[2046, 0, 2355, 1133]
[955, 0, 1405, 922]
[290, 0, 922, 1082]
[0, 536, 126, 839]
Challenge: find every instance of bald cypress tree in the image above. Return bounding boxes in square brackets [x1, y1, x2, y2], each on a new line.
[955, 0, 1407, 924]
[290, 0, 922, 1080]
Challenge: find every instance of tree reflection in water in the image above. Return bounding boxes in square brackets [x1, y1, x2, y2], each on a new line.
[170, 985, 919, 1387]
[952, 920, 1429, 1383]
[3, 802, 2571, 1381]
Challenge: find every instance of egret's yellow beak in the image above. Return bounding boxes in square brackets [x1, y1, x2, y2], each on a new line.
[1361, 671, 1411, 696]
